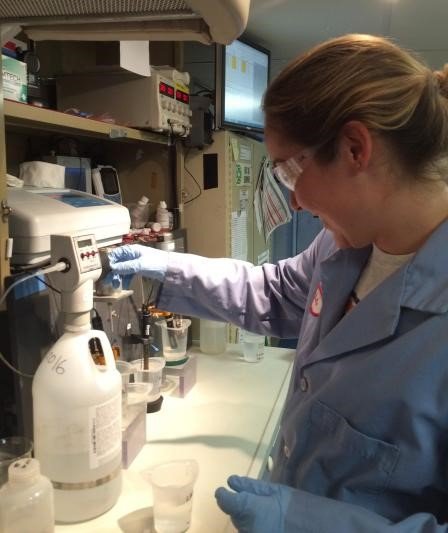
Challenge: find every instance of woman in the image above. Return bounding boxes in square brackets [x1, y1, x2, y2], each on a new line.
[109, 34, 448, 532]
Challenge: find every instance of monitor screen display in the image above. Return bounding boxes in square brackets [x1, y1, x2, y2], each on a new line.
[221, 39, 270, 133]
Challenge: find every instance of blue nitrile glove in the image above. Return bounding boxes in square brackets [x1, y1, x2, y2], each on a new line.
[108, 244, 168, 282]
[215, 475, 292, 533]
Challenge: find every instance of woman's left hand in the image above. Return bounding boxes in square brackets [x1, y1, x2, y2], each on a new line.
[215, 475, 292, 533]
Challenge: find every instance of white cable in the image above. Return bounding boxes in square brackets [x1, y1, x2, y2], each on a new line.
[0, 260, 67, 309]
[0, 350, 34, 379]
[0, 260, 68, 379]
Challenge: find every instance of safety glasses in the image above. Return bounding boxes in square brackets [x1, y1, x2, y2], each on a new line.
[271, 148, 315, 191]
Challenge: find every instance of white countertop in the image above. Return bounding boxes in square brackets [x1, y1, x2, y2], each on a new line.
[55, 344, 295, 533]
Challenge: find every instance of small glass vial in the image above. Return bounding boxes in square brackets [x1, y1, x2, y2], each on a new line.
[0, 457, 54, 533]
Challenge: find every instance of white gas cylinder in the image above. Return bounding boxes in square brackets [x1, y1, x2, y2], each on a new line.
[32, 329, 122, 523]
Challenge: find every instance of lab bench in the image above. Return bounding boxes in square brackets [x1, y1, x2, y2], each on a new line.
[55, 344, 295, 533]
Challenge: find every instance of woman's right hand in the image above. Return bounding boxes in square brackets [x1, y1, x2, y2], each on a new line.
[108, 244, 168, 281]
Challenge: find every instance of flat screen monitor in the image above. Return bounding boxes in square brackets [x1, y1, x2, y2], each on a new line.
[216, 38, 270, 134]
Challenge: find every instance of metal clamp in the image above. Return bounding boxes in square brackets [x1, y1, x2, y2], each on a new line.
[1, 200, 12, 222]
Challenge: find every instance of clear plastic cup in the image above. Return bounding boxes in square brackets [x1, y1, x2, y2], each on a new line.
[123, 382, 152, 426]
[143, 459, 199, 533]
[115, 360, 133, 414]
[0, 436, 33, 487]
[127, 382, 153, 405]
[199, 319, 227, 355]
[157, 319, 191, 363]
[131, 357, 166, 402]
[241, 330, 265, 363]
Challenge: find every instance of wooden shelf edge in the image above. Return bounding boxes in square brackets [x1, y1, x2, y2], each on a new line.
[4, 100, 168, 145]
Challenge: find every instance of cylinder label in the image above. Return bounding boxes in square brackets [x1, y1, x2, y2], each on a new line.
[88, 394, 121, 469]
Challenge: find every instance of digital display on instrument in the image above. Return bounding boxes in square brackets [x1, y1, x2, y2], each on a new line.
[159, 81, 175, 98]
[176, 89, 189, 104]
[78, 239, 93, 248]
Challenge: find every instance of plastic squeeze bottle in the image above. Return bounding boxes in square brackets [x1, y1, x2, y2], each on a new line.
[130, 196, 150, 229]
[156, 200, 170, 229]
[0, 457, 55, 532]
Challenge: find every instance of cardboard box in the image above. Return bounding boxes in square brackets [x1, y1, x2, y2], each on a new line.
[2, 55, 27, 103]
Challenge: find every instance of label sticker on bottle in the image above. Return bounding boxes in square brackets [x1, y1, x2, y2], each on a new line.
[89, 394, 121, 469]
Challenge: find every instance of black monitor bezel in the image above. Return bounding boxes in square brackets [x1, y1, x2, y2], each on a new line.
[216, 37, 270, 135]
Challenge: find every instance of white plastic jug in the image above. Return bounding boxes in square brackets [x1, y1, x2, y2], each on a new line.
[32, 329, 122, 523]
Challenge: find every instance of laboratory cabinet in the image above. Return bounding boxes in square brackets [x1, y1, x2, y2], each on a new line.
[0, 39, 185, 292]
[0, 101, 175, 288]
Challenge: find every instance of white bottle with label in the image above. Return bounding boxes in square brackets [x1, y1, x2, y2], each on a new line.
[156, 200, 170, 229]
[129, 195, 150, 229]
[32, 329, 122, 523]
[0, 457, 54, 533]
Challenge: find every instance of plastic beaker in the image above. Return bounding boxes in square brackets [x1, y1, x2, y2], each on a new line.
[143, 459, 199, 533]
[131, 357, 166, 402]
[0, 436, 33, 487]
[241, 330, 265, 363]
[199, 320, 227, 355]
[157, 319, 191, 363]
[127, 382, 153, 405]
[115, 360, 133, 415]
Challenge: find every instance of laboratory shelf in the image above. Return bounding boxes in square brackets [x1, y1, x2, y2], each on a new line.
[3, 100, 168, 145]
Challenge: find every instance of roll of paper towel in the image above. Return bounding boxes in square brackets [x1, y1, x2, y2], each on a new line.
[19, 161, 66, 188]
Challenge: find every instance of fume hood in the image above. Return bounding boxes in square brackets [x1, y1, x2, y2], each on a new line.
[0, 0, 250, 45]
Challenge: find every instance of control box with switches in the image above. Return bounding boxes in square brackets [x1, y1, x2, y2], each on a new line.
[57, 68, 192, 137]
[148, 69, 192, 136]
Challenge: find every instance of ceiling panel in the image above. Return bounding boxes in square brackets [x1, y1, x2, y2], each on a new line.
[246, 0, 390, 59]
[245, 0, 448, 67]
[389, 0, 448, 50]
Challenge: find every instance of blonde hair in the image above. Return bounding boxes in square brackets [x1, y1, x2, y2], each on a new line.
[263, 34, 448, 180]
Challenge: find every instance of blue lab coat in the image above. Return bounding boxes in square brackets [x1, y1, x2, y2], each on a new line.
[158, 221, 448, 532]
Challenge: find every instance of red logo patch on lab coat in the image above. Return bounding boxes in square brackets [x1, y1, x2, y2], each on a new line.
[310, 283, 323, 317]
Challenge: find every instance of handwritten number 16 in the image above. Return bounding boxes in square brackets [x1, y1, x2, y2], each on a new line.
[46, 352, 67, 375]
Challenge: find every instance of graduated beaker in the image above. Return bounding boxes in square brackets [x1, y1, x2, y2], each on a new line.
[241, 330, 265, 363]
[131, 357, 166, 402]
[115, 360, 133, 416]
[199, 320, 227, 355]
[143, 459, 198, 533]
[157, 319, 191, 363]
